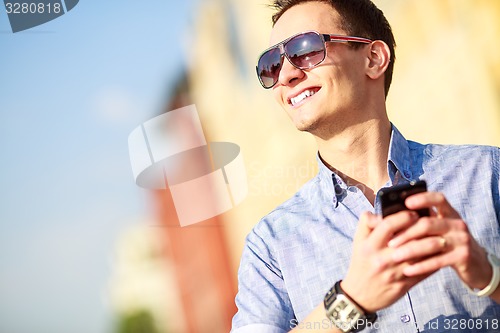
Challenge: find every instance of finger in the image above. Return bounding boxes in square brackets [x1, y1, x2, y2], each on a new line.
[366, 212, 382, 229]
[355, 212, 379, 241]
[405, 192, 460, 218]
[392, 236, 448, 263]
[370, 210, 419, 247]
[388, 217, 450, 248]
[402, 251, 456, 276]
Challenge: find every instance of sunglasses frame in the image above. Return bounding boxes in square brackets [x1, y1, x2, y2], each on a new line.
[256, 30, 373, 89]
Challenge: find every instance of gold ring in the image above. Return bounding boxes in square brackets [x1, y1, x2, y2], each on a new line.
[439, 236, 447, 250]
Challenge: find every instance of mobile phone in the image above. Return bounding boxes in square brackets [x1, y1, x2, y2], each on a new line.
[377, 180, 430, 218]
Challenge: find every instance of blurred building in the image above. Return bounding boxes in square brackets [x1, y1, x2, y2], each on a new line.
[109, 222, 186, 333]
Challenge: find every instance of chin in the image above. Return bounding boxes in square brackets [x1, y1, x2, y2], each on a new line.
[288, 100, 323, 131]
[293, 117, 319, 133]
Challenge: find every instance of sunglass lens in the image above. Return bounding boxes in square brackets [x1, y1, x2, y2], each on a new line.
[285, 32, 325, 68]
[257, 47, 282, 88]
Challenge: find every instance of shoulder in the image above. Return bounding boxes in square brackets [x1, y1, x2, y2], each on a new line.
[248, 174, 323, 246]
[239, 175, 323, 280]
[409, 140, 499, 163]
[407, 141, 500, 193]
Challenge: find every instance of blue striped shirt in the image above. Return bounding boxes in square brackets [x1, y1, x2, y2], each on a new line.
[232, 126, 500, 333]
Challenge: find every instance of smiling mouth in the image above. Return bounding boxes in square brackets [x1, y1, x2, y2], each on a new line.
[289, 88, 320, 107]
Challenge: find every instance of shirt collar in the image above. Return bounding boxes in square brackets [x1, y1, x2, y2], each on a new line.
[387, 124, 412, 184]
[316, 124, 412, 207]
[316, 153, 344, 207]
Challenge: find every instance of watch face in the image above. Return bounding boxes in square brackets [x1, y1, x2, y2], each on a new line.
[325, 282, 378, 332]
[346, 308, 359, 322]
[331, 299, 348, 320]
[330, 296, 362, 331]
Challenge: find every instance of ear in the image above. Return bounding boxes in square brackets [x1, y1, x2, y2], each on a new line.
[365, 40, 391, 80]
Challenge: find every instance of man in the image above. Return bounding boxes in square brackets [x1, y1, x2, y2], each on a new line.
[232, 0, 500, 332]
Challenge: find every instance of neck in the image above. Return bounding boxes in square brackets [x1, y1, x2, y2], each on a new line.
[316, 117, 392, 205]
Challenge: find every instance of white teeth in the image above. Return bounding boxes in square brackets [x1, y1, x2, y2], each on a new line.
[291, 89, 316, 106]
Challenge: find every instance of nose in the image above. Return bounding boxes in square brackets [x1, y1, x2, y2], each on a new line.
[276, 56, 305, 87]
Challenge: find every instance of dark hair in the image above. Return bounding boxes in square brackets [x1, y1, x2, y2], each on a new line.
[271, 0, 396, 97]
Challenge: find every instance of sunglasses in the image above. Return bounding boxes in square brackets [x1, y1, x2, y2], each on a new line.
[256, 31, 372, 89]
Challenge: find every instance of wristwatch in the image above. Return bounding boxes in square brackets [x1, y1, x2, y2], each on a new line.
[324, 280, 377, 332]
[467, 252, 500, 297]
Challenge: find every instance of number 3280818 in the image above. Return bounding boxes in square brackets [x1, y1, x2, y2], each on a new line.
[5, 2, 62, 14]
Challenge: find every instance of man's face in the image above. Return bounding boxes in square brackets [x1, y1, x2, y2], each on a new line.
[270, 1, 369, 136]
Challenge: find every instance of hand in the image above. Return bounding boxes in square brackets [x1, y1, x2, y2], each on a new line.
[387, 192, 492, 291]
[341, 211, 435, 313]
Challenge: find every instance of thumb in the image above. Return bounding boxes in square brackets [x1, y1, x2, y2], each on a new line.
[355, 212, 379, 240]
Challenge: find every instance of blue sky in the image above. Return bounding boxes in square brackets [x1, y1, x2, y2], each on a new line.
[0, 1, 198, 332]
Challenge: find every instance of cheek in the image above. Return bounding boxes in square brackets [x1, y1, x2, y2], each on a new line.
[272, 88, 285, 106]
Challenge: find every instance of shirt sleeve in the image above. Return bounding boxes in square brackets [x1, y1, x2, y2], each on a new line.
[231, 224, 295, 333]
